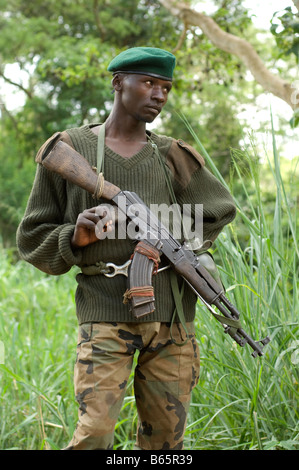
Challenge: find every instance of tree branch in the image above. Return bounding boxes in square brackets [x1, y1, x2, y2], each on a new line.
[172, 21, 189, 53]
[0, 100, 18, 131]
[93, 0, 106, 40]
[0, 69, 33, 100]
[159, 0, 298, 110]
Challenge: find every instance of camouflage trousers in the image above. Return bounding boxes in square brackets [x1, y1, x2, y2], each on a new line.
[65, 321, 200, 450]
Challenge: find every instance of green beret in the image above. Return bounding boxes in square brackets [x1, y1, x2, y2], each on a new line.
[107, 47, 176, 81]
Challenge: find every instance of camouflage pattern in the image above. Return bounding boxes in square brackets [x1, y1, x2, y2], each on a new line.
[65, 321, 200, 450]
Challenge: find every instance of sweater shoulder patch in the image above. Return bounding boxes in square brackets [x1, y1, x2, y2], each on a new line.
[166, 138, 205, 189]
[35, 131, 74, 163]
[176, 139, 205, 167]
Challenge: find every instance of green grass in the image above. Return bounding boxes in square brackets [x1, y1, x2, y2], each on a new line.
[0, 126, 298, 450]
[0, 253, 78, 449]
[183, 117, 299, 450]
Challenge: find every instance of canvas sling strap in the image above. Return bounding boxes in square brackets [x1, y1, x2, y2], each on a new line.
[96, 122, 106, 174]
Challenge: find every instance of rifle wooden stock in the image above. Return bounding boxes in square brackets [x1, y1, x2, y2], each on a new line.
[41, 140, 121, 201]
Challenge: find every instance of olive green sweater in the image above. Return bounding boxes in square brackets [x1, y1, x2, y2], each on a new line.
[16, 124, 236, 325]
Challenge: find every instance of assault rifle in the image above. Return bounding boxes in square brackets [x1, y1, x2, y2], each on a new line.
[40, 138, 270, 358]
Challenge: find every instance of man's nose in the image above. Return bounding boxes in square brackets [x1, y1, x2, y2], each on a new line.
[152, 86, 166, 102]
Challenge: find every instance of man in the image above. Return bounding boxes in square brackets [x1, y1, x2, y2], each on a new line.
[16, 47, 236, 450]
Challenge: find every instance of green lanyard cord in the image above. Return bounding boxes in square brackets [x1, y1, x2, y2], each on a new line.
[97, 122, 106, 175]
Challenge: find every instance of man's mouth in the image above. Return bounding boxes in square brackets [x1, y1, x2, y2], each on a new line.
[145, 106, 161, 114]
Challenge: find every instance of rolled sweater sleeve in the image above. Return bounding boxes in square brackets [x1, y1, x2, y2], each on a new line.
[16, 163, 82, 275]
[176, 165, 236, 244]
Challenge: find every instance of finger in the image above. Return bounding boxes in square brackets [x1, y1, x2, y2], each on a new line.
[77, 211, 99, 226]
[96, 205, 115, 221]
[78, 219, 97, 231]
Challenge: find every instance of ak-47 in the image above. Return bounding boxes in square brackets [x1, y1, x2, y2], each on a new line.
[40, 137, 270, 358]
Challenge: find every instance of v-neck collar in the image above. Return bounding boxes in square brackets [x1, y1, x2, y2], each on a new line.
[83, 123, 155, 169]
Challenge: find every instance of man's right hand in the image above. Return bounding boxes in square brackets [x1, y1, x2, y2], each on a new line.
[71, 205, 114, 248]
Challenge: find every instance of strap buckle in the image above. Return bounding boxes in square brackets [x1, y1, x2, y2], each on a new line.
[104, 260, 131, 277]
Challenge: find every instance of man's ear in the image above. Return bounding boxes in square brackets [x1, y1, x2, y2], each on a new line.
[112, 73, 123, 92]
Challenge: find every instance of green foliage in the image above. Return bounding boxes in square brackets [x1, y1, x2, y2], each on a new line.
[0, 250, 78, 449]
[270, 7, 299, 61]
[0, 0, 182, 146]
[0, 129, 36, 247]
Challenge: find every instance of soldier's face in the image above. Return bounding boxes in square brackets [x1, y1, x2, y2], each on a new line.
[118, 73, 172, 123]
